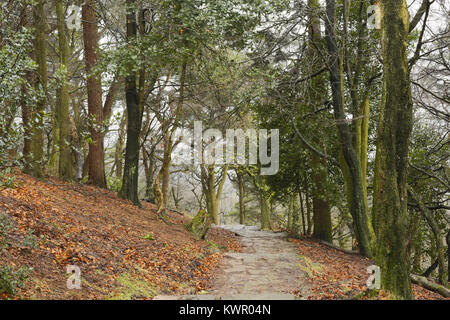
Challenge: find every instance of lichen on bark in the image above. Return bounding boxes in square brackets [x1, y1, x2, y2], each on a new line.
[185, 210, 212, 240]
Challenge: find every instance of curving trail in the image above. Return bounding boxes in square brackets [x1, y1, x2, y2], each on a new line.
[155, 225, 309, 300]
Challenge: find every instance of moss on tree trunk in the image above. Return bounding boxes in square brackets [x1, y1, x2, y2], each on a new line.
[373, 0, 413, 299]
[185, 210, 212, 240]
[31, 0, 47, 178]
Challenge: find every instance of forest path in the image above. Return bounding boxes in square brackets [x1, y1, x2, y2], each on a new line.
[155, 225, 309, 300]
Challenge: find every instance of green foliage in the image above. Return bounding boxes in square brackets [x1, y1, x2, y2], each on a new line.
[0, 266, 32, 296]
[21, 229, 38, 251]
[107, 176, 122, 193]
[109, 273, 157, 300]
[0, 7, 37, 166]
[143, 233, 154, 240]
[0, 168, 18, 189]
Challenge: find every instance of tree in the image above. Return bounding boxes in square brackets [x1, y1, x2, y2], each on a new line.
[30, 0, 48, 178]
[372, 0, 414, 299]
[200, 164, 229, 224]
[120, 0, 147, 205]
[55, 0, 73, 180]
[20, 5, 34, 174]
[323, 0, 374, 257]
[82, 0, 106, 187]
[307, 0, 332, 243]
[235, 167, 246, 224]
[152, 61, 187, 213]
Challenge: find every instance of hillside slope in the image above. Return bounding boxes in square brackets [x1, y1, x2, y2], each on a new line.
[0, 170, 240, 300]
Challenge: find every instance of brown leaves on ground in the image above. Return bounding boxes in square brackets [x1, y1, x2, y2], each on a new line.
[289, 238, 448, 300]
[0, 170, 241, 300]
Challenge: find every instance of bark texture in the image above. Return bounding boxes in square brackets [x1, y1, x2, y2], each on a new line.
[373, 0, 414, 299]
[120, 0, 143, 204]
[324, 0, 374, 257]
[55, 0, 73, 180]
[31, 0, 48, 178]
[82, 0, 106, 187]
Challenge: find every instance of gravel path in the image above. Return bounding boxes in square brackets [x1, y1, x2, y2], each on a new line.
[155, 224, 309, 300]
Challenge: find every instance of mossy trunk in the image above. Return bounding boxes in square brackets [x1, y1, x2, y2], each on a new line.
[373, 0, 413, 299]
[31, 0, 47, 178]
[340, 96, 371, 248]
[359, 97, 370, 195]
[353, 96, 370, 213]
[160, 135, 173, 211]
[324, 0, 374, 258]
[185, 210, 212, 240]
[201, 165, 228, 225]
[260, 193, 271, 231]
[237, 171, 245, 225]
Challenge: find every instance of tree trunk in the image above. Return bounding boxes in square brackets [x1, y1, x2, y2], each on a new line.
[260, 193, 271, 230]
[447, 230, 450, 282]
[154, 60, 187, 211]
[82, 0, 106, 188]
[142, 145, 155, 202]
[305, 185, 312, 235]
[160, 134, 173, 211]
[299, 190, 307, 236]
[307, 0, 333, 243]
[410, 274, 450, 298]
[408, 188, 447, 285]
[31, 0, 48, 178]
[201, 165, 229, 224]
[311, 153, 332, 242]
[115, 112, 127, 179]
[359, 96, 370, 195]
[372, 0, 414, 299]
[287, 194, 294, 230]
[324, 0, 374, 258]
[237, 170, 245, 225]
[55, 0, 73, 181]
[21, 7, 33, 174]
[72, 97, 84, 180]
[120, 0, 143, 204]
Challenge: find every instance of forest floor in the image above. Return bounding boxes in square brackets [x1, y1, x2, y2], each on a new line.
[289, 237, 448, 300]
[154, 225, 309, 300]
[0, 170, 241, 300]
[157, 225, 448, 300]
[0, 170, 447, 300]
